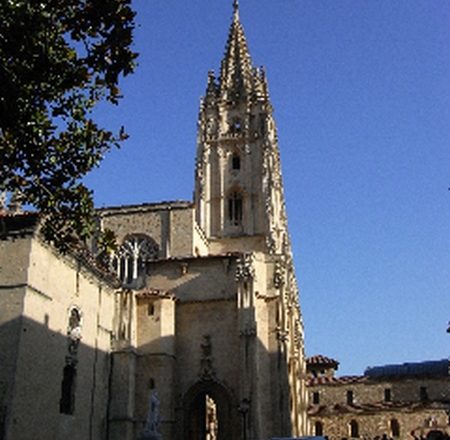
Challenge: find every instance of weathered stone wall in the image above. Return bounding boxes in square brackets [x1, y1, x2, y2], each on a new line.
[192, 221, 209, 256]
[310, 409, 449, 440]
[207, 234, 266, 254]
[175, 299, 239, 395]
[310, 378, 450, 407]
[170, 209, 195, 257]
[1, 235, 117, 440]
[101, 207, 164, 251]
[0, 235, 30, 440]
[99, 202, 197, 260]
[142, 254, 290, 440]
[309, 376, 450, 440]
[147, 256, 237, 302]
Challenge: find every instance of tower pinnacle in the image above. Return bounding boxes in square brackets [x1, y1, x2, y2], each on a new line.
[220, 0, 252, 97]
[233, 0, 239, 21]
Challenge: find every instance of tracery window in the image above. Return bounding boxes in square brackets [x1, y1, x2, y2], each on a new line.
[112, 235, 159, 286]
[228, 191, 243, 226]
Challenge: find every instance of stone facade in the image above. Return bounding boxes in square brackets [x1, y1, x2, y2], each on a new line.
[0, 214, 118, 440]
[307, 356, 450, 440]
[102, 3, 308, 439]
[0, 3, 307, 440]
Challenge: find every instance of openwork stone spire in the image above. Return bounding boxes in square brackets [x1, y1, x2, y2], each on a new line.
[219, 0, 254, 97]
[195, 2, 287, 249]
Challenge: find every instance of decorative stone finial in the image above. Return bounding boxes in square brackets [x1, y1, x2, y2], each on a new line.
[233, 0, 239, 21]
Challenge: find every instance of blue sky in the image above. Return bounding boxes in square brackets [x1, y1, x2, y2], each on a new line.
[86, 0, 450, 376]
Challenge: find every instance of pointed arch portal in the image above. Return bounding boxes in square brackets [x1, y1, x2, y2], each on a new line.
[183, 381, 236, 440]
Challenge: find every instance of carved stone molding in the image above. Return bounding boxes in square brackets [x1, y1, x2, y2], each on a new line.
[265, 235, 276, 255]
[273, 260, 286, 289]
[235, 253, 255, 281]
[240, 322, 257, 338]
[199, 335, 216, 380]
[276, 328, 289, 343]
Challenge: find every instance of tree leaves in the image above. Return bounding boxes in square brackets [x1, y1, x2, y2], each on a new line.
[0, 0, 137, 253]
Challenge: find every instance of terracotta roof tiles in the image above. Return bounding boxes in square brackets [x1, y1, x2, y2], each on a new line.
[307, 375, 365, 387]
[307, 355, 340, 368]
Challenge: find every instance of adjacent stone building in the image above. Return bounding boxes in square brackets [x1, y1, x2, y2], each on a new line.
[307, 356, 450, 440]
[0, 2, 308, 440]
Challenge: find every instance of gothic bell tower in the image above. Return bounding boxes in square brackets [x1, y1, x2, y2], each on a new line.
[194, 0, 289, 254]
[104, 3, 309, 439]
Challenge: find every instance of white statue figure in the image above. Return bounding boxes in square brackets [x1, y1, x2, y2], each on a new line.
[142, 390, 161, 440]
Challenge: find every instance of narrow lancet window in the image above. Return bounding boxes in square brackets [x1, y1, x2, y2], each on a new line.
[60, 364, 76, 415]
[346, 390, 354, 405]
[315, 421, 323, 436]
[231, 153, 241, 170]
[228, 191, 243, 225]
[391, 419, 400, 437]
[349, 420, 359, 438]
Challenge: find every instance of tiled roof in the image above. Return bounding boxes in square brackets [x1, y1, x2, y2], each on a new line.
[136, 288, 174, 299]
[307, 355, 340, 368]
[307, 375, 365, 387]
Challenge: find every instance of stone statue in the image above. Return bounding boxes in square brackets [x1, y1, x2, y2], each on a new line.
[141, 390, 162, 440]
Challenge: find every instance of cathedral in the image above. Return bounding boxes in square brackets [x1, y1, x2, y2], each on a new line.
[0, 2, 308, 440]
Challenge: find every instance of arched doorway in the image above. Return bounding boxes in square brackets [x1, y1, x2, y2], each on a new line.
[183, 380, 235, 440]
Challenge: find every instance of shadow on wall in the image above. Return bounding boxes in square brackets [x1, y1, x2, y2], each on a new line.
[0, 315, 112, 440]
[125, 311, 294, 440]
[0, 315, 295, 440]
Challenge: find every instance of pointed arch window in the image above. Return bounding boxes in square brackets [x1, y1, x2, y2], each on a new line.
[112, 234, 159, 287]
[228, 191, 243, 226]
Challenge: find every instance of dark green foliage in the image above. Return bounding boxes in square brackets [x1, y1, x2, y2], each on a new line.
[0, 0, 137, 252]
